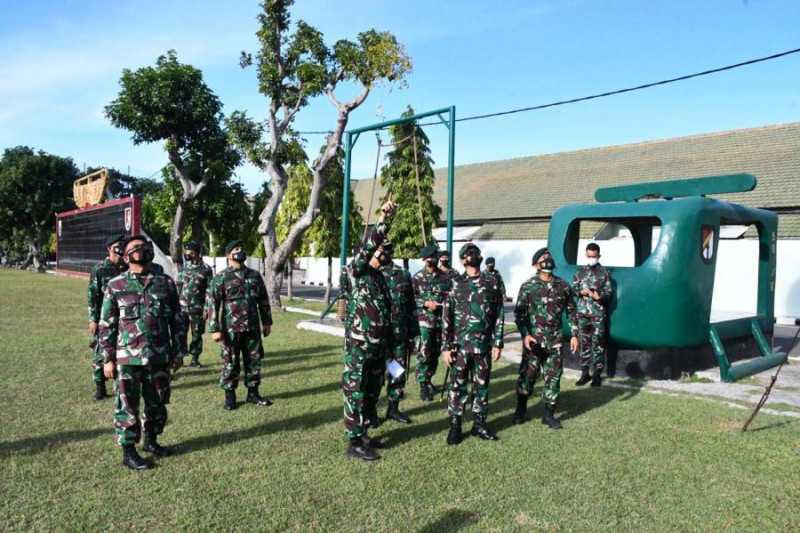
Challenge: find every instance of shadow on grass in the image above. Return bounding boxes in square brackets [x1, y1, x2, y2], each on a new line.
[265, 345, 341, 366]
[748, 419, 796, 432]
[0, 427, 109, 459]
[418, 509, 480, 533]
[172, 362, 340, 392]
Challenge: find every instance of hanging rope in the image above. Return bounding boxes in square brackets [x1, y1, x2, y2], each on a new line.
[411, 133, 428, 246]
[361, 133, 383, 242]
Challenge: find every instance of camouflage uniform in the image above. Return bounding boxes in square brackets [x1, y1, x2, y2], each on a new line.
[442, 272, 504, 417]
[98, 270, 187, 446]
[177, 260, 214, 361]
[341, 223, 392, 440]
[88, 257, 127, 383]
[572, 264, 612, 371]
[483, 269, 506, 301]
[412, 268, 452, 386]
[205, 265, 272, 391]
[380, 262, 419, 401]
[514, 275, 578, 407]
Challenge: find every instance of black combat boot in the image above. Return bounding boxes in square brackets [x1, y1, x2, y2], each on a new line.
[246, 387, 273, 406]
[591, 369, 603, 387]
[511, 394, 528, 425]
[346, 437, 379, 461]
[142, 432, 174, 457]
[94, 382, 108, 401]
[446, 416, 463, 446]
[420, 382, 434, 402]
[576, 367, 591, 386]
[385, 400, 411, 424]
[188, 356, 202, 368]
[122, 444, 151, 470]
[471, 415, 498, 441]
[361, 435, 385, 449]
[541, 404, 563, 429]
[224, 389, 237, 410]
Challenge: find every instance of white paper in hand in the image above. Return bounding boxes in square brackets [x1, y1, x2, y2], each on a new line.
[386, 359, 405, 379]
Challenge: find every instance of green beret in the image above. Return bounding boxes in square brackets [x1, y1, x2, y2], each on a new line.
[458, 243, 480, 258]
[532, 247, 550, 264]
[420, 245, 439, 259]
[485, 256, 495, 265]
[183, 241, 201, 253]
[104, 233, 126, 247]
[225, 240, 243, 255]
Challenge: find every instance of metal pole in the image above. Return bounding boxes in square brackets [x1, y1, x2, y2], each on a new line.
[340, 132, 353, 268]
[446, 106, 456, 259]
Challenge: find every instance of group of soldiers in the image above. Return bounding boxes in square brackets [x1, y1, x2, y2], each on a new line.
[88, 234, 274, 470]
[339, 201, 613, 461]
[86, 201, 613, 468]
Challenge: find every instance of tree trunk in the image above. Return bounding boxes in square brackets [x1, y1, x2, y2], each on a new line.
[287, 260, 293, 301]
[325, 256, 333, 304]
[191, 212, 203, 247]
[170, 199, 189, 263]
[264, 266, 284, 311]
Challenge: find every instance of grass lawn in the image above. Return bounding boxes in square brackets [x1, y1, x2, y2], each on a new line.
[0, 270, 797, 531]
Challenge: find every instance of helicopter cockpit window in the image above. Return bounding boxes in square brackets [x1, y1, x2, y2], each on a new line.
[563, 217, 662, 268]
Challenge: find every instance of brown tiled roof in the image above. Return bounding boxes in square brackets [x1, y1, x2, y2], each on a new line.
[352, 121, 800, 237]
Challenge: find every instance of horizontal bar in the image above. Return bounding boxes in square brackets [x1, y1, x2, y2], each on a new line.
[595, 173, 757, 203]
[347, 107, 453, 135]
[726, 353, 787, 382]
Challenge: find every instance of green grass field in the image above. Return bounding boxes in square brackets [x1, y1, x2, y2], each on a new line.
[0, 270, 797, 531]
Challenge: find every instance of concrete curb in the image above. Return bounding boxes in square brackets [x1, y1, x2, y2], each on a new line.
[297, 320, 345, 338]
[284, 306, 320, 317]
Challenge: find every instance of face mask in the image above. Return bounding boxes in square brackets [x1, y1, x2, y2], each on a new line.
[539, 259, 555, 273]
[183, 253, 195, 262]
[587, 257, 599, 266]
[440, 258, 450, 267]
[425, 258, 436, 267]
[127, 244, 154, 265]
[232, 251, 247, 263]
[486, 264, 495, 271]
[464, 251, 482, 267]
[111, 245, 123, 256]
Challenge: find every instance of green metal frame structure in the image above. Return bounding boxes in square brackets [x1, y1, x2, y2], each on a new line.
[339, 106, 456, 268]
[548, 173, 786, 382]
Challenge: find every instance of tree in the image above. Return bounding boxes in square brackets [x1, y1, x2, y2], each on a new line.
[378, 108, 441, 268]
[105, 50, 240, 263]
[306, 147, 363, 302]
[0, 146, 78, 270]
[275, 163, 313, 301]
[228, 0, 411, 306]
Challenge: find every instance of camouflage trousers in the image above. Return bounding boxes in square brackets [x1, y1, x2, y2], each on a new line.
[90, 336, 106, 384]
[342, 338, 385, 440]
[219, 331, 264, 390]
[386, 339, 411, 402]
[578, 315, 606, 371]
[188, 313, 206, 358]
[517, 344, 563, 407]
[415, 325, 441, 385]
[113, 363, 170, 446]
[447, 349, 492, 417]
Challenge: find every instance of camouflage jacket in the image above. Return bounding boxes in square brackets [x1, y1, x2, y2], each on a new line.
[442, 272, 505, 353]
[483, 269, 507, 300]
[342, 222, 392, 346]
[412, 267, 452, 329]
[380, 263, 420, 341]
[205, 266, 272, 334]
[571, 264, 612, 317]
[177, 260, 213, 315]
[98, 270, 188, 365]
[87, 257, 127, 322]
[514, 274, 578, 349]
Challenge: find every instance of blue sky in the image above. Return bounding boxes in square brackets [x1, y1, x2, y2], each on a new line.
[1, 0, 799, 192]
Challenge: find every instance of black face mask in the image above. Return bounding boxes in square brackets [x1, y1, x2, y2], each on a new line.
[440, 258, 450, 267]
[111, 245, 123, 257]
[232, 251, 247, 263]
[539, 258, 555, 273]
[127, 244, 154, 265]
[464, 251, 482, 267]
[425, 258, 436, 267]
[183, 253, 195, 262]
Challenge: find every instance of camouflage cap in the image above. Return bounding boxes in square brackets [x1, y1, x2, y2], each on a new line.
[224, 240, 243, 255]
[458, 242, 480, 258]
[183, 241, 201, 253]
[420, 244, 439, 259]
[532, 247, 550, 264]
[104, 233, 126, 247]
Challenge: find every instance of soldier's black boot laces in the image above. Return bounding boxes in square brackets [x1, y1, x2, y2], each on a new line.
[591, 369, 603, 387]
[576, 368, 591, 386]
[143, 433, 174, 457]
[471, 415, 498, 441]
[361, 435, 385, 449]
[122, 445, 151, 470]
[386, 400, 411, 424]
[512, 394, 528, 425]
[420, 382, 434, 402]
[246, 387, 272, 406]
[224, 389, 237, 410]
[542, 405, 563, 429]
[94, 382, 108, 401]
[347, 438, 379, 461]
[446, 416, 462, 445]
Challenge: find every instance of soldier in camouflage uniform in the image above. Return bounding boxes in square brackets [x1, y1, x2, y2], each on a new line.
[87, 233, 127, 400]
[98, 235, 188, 470]
[572, 242, 613, 387]
[512, 247, 579, 429]
[441, 243, 504, 445]
[483, 257, 506, 301]
[177, 241, 213, 367]
[205, 240, 273, 411]
[341, 201, 396, 461]
[378, 242, 419, 425]
[412, 245, 451, 401]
